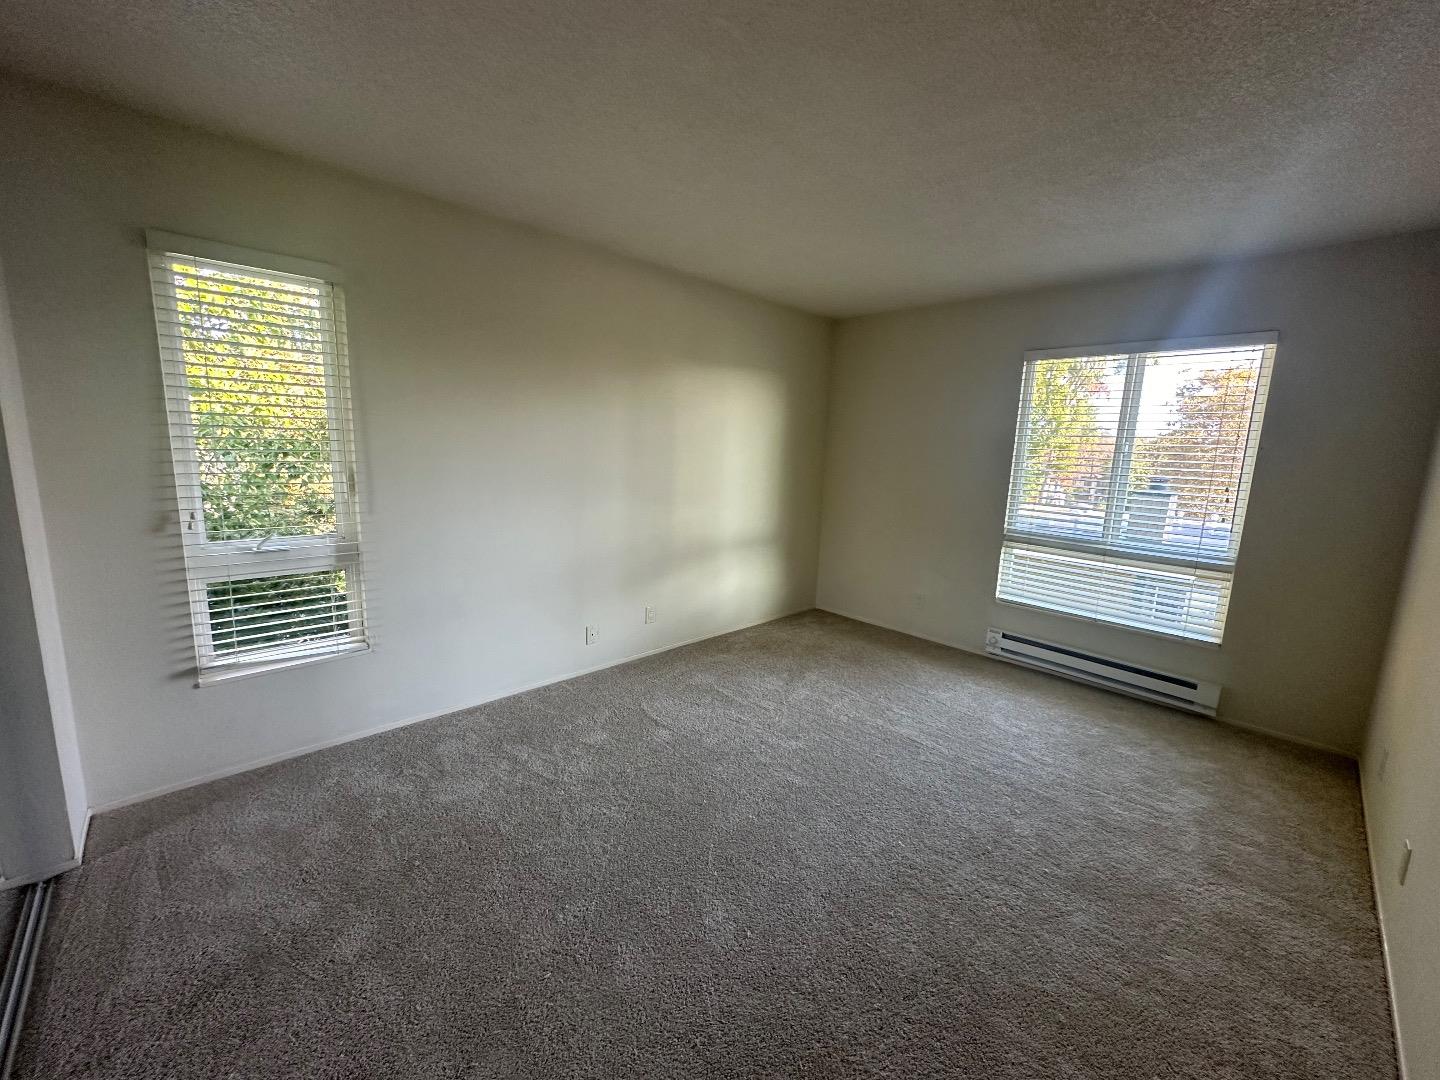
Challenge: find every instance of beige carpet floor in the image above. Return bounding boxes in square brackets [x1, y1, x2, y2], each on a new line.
[15, 611, 1394, 1078]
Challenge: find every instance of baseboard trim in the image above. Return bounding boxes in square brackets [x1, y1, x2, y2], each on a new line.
[90, 606, 813, 816]
[815, 605, 1355, 758]
[816, 604, 973, 653]
[72, 810, 92, 863]
[1217, 716, 1354, 759]
[1358, 771, 1409, 1080]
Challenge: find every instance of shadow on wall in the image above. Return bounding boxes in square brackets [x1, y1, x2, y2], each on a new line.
[615, 362, 796, 627]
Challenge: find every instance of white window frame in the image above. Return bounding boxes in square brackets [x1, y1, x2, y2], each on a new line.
[998, 331, 1276, 644]
[148, 230, 368, 685]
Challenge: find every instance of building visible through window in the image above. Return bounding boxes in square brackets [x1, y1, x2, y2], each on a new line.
[996, 334, 1275, 644]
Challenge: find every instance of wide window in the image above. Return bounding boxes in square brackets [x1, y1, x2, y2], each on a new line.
[996, 333, 1275, 644]
[148, 232, 367, 683]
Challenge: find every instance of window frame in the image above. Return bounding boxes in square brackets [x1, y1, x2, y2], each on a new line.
[998, 331, 1276, 644]
[147, 231, 368, 684]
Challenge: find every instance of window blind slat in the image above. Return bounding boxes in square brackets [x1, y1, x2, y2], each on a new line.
[151, 246, 368, 677]
[996, 337, 1273, 644]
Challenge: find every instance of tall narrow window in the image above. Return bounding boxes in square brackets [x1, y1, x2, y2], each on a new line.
[148, 233, 367, 683]
[997, 333, 1275, 644]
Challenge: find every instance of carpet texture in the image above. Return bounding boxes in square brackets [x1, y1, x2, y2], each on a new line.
[15, 612, 1394, 1078]
[1, 886, 21, 959]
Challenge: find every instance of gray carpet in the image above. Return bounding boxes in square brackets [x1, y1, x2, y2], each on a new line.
[15, 611, 1394, 1078]
[1, 885, 21, 959]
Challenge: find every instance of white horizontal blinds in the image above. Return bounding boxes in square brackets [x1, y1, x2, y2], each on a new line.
[998, 543, 1235, 639]
[998, 335, 1275, 643]
[1006, 353, 1131, 543]
[150, 248, 367, 676]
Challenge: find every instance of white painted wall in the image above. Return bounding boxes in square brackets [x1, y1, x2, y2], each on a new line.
[818, 233, 1440, 754]
[0, 76, 830, 811]
[1365, 420, 1440, 1080]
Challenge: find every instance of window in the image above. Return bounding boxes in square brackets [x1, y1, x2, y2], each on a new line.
[997, 333, 1275, 644]
[148, 232, 367, 683]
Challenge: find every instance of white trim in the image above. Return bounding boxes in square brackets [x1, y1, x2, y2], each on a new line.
[1023, 330, 1278, 363]
[1359, 772, 1409, 1080]
[1000, 529, 1235, 571]
[195, 642, 371, 685]
[1214, 714, 1356, 758]
[89, 607, 812, 814]
[817, 605, 991, 654]
[1100, 351, 1148, 544]
[196, 641, 370, 687]
[814, 605, 1356, 758]
[148, 243, 367, 678]
[144, 229, 343, 283]
[75, 809, 92, 862]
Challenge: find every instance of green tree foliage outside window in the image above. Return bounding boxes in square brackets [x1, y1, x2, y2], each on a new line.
[1131, 365, 1259, 521]
[1022, 357, 1115, 506]
[174, 263, 338, 542]
[171, 262, 352, 655]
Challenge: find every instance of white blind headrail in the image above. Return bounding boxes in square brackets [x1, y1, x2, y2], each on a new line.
[148, 243, 368, 681]
[996, 334, 1275, 644]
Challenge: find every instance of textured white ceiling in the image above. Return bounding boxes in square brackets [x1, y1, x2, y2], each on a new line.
[2, 0, 1438, 315]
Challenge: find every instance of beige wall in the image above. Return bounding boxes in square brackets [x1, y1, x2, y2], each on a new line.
[1364, 421, 1440, 1080]
[818, 232, 1440, 754]
[0, 77, 831, 809]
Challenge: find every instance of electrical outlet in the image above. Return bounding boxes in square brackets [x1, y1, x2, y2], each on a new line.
[1376, 747, 1390, 782]
[644, 605, 656, 625]
[1400, 840, 1413, 886]
[585, 624, 598, 646]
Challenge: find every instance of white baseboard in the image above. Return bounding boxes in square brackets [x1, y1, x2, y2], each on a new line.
[89, 606, 812, 816]
[1217, 716, 1354, 759]
[72, 809, 92, 862]
[817, 604, 975, 653]
[816, 605, 1355, 758]
[1359, 771, 1409, 1080]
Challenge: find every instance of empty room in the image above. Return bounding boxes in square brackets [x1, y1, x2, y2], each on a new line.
[1, 1, 1438, 1077]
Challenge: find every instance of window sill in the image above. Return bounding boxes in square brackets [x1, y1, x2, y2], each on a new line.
[195, 642, 370, 687]
[1001, 530, 1236, 574]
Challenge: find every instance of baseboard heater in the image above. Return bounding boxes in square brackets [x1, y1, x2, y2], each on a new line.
[984, 628, 1220, 717]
